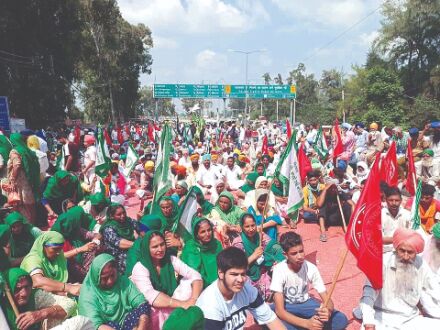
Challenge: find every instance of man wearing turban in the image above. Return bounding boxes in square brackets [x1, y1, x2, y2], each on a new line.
[415, 149, 440, 186]
[197, 154, 222, 195]
[359, 228, 440, 329]
[364, 122, 384, 165]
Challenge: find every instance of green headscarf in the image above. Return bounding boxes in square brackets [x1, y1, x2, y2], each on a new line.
[0, 224, 11, 271]
[43, 170, 84, 202]
[432, 222, 440, 239]
[192, 186, 214, 215]
[163, 306, 205, 330]
[271, 176, 285, 197]
[214, 191, 244, 225]
[125, 214, 162, 276]
[78, 254, 146, 328]
[9, 133, 41, 201]
[138, 231, 177, 296]
[99, 204, 135, 241]
[239, 213, 285, 282]
[0, 134, 12, 166]
[240, 172, 259, 193]
[157, 196, 191, 242]
[4, 211, 35, 258]
[21, 231, 68, 282]
[181, 217, 222, 288]
[1, 268, 38, 330]
[88, 192, 110, 207]
[51, 206, 96, 262]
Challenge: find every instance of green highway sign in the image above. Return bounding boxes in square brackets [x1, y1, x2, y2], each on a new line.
[153, 84, 296, 99]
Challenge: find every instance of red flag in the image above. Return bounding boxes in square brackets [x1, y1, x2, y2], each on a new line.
[405, 138, 417, 195]
[219, 131, 224, 145]
[125, 124, 131, 136]
[261, 136, 268, 155]
[380, 141, 398, 187]
[333, 119, 343, 163]
[73, 125, 81, 146]
[346, 153, 382, 289]
[136, 124, 141, 136]
[103, 128, 113, 147]
[298, 144, 312, 185]
[147, 122, 155, 143]
[286, 119, 292, 139]
[117, 126, 124, 145]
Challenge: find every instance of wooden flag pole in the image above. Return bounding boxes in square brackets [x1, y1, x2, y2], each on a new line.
[336, 195, 347, 233]
[259, 185, 272, 247]
[323, 247, 349, 308]
[4, 282, 20, 317]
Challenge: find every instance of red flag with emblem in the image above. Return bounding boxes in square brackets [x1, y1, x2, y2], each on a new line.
[380, 141, 398, 187]
[405, 138, 417, 195]
[333, 119, 343, 164]
[261, 135, 268, 155]
[298, 144, 312, 185]
[286, 119, 292, 139]
[345, 153, 382, 289]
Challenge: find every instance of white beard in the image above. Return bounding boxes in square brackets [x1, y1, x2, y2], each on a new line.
[395, 260, 419, 305]
[422, 158, 433, 168]
[428, 241, 440, 273]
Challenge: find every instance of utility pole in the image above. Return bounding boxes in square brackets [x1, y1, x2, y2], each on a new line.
[108, 80, 117, 124]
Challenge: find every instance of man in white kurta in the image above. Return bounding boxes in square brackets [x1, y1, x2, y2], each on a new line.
[223, 156, 244, 191]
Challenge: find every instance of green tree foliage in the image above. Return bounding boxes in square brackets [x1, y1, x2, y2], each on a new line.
[136, 86, 175, 118]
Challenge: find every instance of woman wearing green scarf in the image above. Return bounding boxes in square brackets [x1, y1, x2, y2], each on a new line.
[209, 191, 244, 244]
[193, 186, 214, 215]
[236, 171, 259, 199]
[129, 231, 203, 330]
[20, 231, 81, 297]
[99, 203, 137, 273]
[181, 217, 222, 288]
[0, 224, 11, 271]
[4, 211, 42, 267]
[78, 254, 150, 330]
[0, 134, 12, 178]
[42, 170, 84, 217]
[7, 133, 40, 224]
[1, 267, 91, 330]
[232, 213, 284, 300]
[51, 206, 100, 282]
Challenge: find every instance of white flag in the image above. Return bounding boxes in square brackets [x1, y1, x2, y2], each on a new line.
[122, 143, 139, 178]
[173, 187, 198, 233]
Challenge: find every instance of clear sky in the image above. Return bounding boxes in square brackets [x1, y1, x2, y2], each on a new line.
[118, 0, 383, 88]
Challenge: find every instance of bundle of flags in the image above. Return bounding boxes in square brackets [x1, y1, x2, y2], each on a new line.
[313, 126, 329, 160]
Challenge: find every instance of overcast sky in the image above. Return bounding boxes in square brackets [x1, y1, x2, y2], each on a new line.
[118, 0, 383, 88]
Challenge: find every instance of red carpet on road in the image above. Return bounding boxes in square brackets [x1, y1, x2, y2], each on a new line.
[125, 196, 364, 330]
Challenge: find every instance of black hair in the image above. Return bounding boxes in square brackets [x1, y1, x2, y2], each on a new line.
[217, 247, 248, 273]
[380, 181, 390, 194]
[384, 186, 402, 198]
[239, 213, 256, 226]
[227, 156, 235, 162]
[422, 183, 436, 196]
[194, 218, 212, 237]
[257, 193, 268, 203]
[107, 203, 126, 218]
[256, 162, 265, 169]
[307, 170, 320, 179]
[279, 231, 303, 252]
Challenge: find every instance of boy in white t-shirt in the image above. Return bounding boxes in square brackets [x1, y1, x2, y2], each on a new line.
[270, 232, 348, 330]
[196, 247, 286, 330]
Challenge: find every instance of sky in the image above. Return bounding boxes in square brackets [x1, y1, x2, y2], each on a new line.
[118, 0, 384, 88]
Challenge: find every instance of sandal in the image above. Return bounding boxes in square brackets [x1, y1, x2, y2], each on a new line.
[319, 233, 328, 242]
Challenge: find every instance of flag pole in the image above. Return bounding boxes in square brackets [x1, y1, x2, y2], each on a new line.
[259, 184, 272, 247]
[323, 247, 349, 308]
[336, 195, 347, 232]
[4, 282, 20, 317]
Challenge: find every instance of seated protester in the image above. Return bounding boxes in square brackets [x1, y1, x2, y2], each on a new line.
[235, 172, 259, 200]
[421, 223, 440, 316]
[0, 224, 11, 271]
[271, 232, 348, 330]
[247, 189, 283, 241]
[232, 213, 284, 300]
[100, 203, 137, 274]
[382, 187, 412, 253]
[359, 228, 440, 329]
[255, 162, 266, 177]
[125, 214, 163, 276]
[417, 184, 440, 234]
[209, 180, 226, 205]
[196, 246, 286, 330]
[353, 161, 370, 184]
[4, 211, 42, 267]
[314, 183, 354, 243]
[223, 156, 244, 191]
[243, 176, 276, 210]
[128, 231, 203, 330]
[79, 254, 150, 330]
[20, 232, 81, 297]
[171, 180, 188, 206]
[415, 149, 440, 185]
[302, 170, 325, 223]
[162, 306, 205, 330]
[51, 206, 100, 283]
[209, 191, 244, 245]
[79, 191, 110, 227]
[181, 217, 223, 288]
[1, 268, 93, 330]
[262, 154, 276, 178]
[271, 176, 289, 217]
[42, 170, 84, 217]
[193, 186, 214, 216]
[196, 154, 222, 195]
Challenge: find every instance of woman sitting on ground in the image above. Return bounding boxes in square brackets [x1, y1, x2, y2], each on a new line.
[171, 180, 188, 206]
[20, 231, 81, 298]
[193, 186, 214, 216]
[4, 211, 42, 267]
[232, 213, 284, 300]
[181, 217, 223, 288]
[51, 206, 101, 282]
[100, 203, 137, 274]
[79, 253, 150, 330]
[128, 231, 203, 330]
[0, 224, 11, 271]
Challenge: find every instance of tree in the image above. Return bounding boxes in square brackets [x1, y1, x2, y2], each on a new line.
[137, 86, 175, 118]
[262, 72, 272, 85]
[273, 73, 283, 85]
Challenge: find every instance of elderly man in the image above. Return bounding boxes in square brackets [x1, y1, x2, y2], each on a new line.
[364, 122, 384, 165]
[360, 228, 440, 329]
[197, 153, 222, 194]
[415, 149, 440, 186]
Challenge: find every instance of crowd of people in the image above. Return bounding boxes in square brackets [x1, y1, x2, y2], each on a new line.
[0, 118, 439, 330]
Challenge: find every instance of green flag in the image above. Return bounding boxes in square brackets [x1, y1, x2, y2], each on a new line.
[313, 126, 329, 160]
[95, 126, 111, 178]
[122, 143, 139, 178]
[152, 124, 173, 204]
[411, 179, 422, 230]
